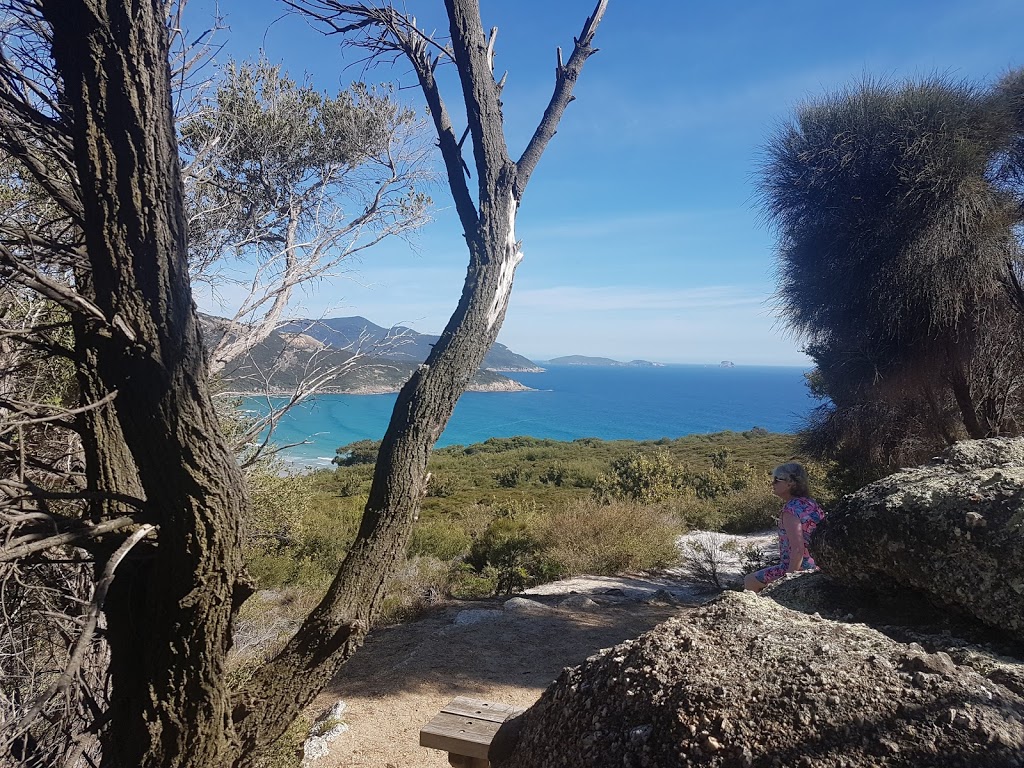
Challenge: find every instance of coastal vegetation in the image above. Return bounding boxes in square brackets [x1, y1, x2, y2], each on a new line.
[761, 72, 1024, 488]
[237, 430, 830, 623]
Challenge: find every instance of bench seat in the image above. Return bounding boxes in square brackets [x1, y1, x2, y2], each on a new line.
[420, 696, 526, 767]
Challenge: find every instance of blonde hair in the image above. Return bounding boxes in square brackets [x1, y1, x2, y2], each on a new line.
[773, 462, 810, 497]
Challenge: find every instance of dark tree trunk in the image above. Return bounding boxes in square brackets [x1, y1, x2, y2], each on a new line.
[40, 2, 249, 766]
[947, 358, 988, 439]
[27, 0, 604, 765]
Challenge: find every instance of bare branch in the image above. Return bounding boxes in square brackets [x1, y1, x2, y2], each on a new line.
[515, 0, 608, 198]
[0, 524, 154, 748]
[0, 514, 142, 563]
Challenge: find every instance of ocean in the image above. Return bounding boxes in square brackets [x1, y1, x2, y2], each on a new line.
[245, 364, 816, 469]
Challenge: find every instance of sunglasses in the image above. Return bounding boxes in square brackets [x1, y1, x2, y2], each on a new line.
[771, 477, 788, 484]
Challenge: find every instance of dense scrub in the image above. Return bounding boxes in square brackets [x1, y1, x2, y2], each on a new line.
[240, 431, 834, 624]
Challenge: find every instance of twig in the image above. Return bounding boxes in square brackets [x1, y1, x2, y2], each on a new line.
[0, 524, 154, 748]
[0, 515, 140, 563]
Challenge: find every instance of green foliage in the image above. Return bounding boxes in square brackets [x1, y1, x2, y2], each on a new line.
[245, 431, 831, 611]
[594, 449, 679, 503]
[409, 519, 472, 561]
[760, 72, 1024, 476]
[494, 464, 529, 487]
[535, 500, 682, 577]
[333, 439, 381, 467]
[468, 513, 548, 594]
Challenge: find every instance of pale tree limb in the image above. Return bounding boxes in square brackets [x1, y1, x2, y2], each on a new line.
[231, 2, 607, 762]
[0, 514, 141, 563]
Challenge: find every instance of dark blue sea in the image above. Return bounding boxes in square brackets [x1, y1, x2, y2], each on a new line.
[246, 364, 816, 468]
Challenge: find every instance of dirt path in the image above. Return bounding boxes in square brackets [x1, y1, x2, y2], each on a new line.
[310, 588, 699, 766]
[308, 531, 775, 767]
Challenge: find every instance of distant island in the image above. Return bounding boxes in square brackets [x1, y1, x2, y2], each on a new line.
[547, 355, 665, 367]
[720, 361, 736, 368]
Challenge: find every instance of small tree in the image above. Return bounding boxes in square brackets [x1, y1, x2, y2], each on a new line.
[181, 56, 431, 375]
[760, 74, 1024, 475]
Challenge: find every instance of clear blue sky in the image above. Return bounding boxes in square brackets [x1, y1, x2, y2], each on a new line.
[185, 0, 1024, 365]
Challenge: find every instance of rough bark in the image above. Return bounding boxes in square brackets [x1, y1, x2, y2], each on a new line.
[40, 2, 249, 766]
[231, 0, 607, 761]
[15, 0, 605, 764]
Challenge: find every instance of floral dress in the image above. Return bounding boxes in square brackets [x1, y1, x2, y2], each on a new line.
[753, 497, 825, 586]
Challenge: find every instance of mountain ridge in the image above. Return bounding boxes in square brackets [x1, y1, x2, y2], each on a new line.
[202, 315, 537, 394]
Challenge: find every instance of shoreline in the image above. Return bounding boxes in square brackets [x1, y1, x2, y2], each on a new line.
[220, 379, 536, 398]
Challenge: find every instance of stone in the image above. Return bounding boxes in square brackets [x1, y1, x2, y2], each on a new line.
[302, 700, 350, 764]
[503, 597, 554, 615]
[453, 609, 503, 625]
[811, 437, 1024, 638]
[493, 592, 1024, 768]
[559, 594, 600, 609]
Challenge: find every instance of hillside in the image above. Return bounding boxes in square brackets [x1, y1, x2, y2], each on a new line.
[201, 315, 533, 394]
[278, 317, 543, 372]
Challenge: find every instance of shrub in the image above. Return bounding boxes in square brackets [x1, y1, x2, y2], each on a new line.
[425, 472, 458, 497]
[494, 465, 528, 488]
[594, 449, 680, 503]
[670, 495, 725, 531]
[717, 486, 780, 534]
[449, 563, 498, 599]
[467, 513, 547, 594]
[535, 499, 682, 577]
[738, 540, 776, 573]
[538, 463, 566, 486]
[409, 519, 472, 561]
[376, 556, 452, 626]
[333, 439, 381, 466]
[681, 532, 733, 587]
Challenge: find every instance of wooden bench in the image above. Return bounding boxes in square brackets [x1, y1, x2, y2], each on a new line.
[420, 696, 526, 767]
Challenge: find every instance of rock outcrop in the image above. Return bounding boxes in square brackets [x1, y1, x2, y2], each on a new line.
[812, 437, 1024, 638]
[495, 590, 1024, 768]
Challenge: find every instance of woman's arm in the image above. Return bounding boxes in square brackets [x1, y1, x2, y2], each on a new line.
[782, 508, 805, 572]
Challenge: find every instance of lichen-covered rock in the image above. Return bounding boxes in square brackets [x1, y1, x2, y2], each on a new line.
[811, 437, 1024, 637]
[494, 591, 1024, 768]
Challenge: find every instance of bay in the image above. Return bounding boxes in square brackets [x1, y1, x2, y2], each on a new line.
[246, 364, 816, 469]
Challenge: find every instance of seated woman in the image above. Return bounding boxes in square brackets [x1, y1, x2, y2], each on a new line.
[744, 462, 824, 593]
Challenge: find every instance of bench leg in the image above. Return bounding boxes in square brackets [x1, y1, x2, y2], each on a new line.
[448, 754, 489, 768]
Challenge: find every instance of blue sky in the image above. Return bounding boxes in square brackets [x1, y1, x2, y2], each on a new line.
[185, 0, 1024, 365]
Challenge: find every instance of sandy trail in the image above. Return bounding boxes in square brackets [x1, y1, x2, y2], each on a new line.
[310, 531, 776, 767]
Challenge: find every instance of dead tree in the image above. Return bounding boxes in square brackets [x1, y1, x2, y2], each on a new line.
[0, 0, 607, 765]
[232, 0, 608, 759]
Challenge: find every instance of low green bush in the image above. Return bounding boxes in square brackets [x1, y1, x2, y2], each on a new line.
[409, 519, 472, 561]
[717, 486, 780, 533]
[535, 499, 682, 577]
[375, 556, 452, 626]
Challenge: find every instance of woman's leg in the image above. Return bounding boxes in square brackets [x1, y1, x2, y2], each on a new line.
[744, 564, 785, 593]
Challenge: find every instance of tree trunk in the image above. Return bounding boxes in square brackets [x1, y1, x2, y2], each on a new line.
[947, 358, 988, 439]
[231, 1, 606, 762]
[32, 1, 604, 765]
[41, 2, 250, 766]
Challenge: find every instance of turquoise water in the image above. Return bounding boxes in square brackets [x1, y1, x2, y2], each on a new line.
[246, 364, 815, 468]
